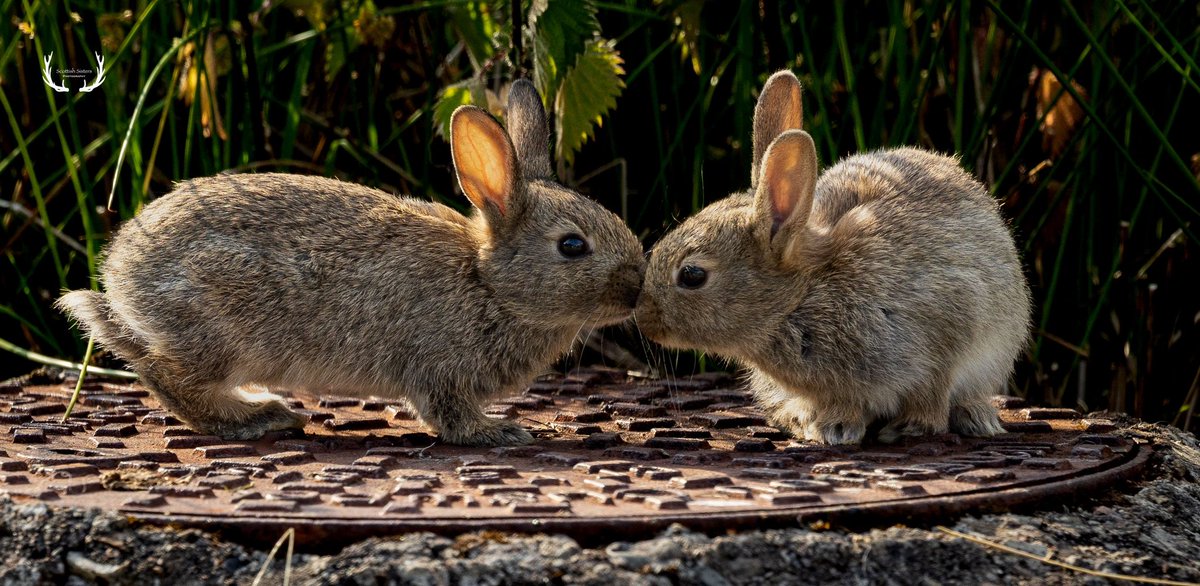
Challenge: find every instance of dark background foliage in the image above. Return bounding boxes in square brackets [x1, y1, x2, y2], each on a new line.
[2, 1, 1198, 429]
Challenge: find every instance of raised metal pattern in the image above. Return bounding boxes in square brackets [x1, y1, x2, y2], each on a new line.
[0, 369, 1144, 546]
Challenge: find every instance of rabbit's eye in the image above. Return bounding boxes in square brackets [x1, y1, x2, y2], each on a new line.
[678, 265, 708, 289]
[558, 235, 589, 258]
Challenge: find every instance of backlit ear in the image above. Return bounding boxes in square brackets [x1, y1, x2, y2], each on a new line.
[506, 79, 553, 180]
[751, 70, 804, 186]
[755, 130, 818, 247]
[451, 105, 520, 220]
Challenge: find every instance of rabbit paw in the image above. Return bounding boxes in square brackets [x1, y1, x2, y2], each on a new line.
[805, 419, 867, 445]
[443, 418, 534, 447]
[877, 418, 942, 444]
[212, 401, 308, 441]
[765, 400, 812, 439]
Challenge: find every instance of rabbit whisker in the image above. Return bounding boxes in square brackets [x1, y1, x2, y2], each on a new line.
[630, 312, 658, 379]
[569, 308, 601, 372]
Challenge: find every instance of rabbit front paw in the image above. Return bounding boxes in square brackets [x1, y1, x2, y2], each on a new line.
[766, 402, 867, 445]
[805, 418, 867, 445]
[765, 399, 812, 438]
[442, 418, 534, 447]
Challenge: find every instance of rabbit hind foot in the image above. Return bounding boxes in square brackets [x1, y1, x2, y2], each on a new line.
[137, 363, 306, 440]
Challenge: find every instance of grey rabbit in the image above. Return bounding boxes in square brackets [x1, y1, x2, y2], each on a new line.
[58, 80, 644, 446]
[635, 70, 1031, 444]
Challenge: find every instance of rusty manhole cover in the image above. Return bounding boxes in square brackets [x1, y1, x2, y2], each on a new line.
[0, 368, 1147, 548]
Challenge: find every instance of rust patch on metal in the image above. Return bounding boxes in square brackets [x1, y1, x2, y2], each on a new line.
[0, 368, 1147, 548]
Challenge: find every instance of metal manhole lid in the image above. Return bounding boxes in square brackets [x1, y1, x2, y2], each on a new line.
[0, 368, 1146, 548]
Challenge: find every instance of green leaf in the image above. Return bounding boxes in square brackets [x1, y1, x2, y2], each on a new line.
[555, 39, 624, 165]
[432, 81, 475, 139]
[529, 0, 599, 101]
[431, 78, 495, 140]
[447, 2, 500, 71]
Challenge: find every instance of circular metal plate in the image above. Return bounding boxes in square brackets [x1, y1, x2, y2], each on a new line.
[0, 368, 1145, 548]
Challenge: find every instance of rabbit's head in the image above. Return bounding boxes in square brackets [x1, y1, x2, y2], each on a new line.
[451, 80, 644, 329]
[636, 71, 821, 356]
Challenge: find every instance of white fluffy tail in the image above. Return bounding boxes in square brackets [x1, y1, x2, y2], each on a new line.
[55, 290, 147, 361]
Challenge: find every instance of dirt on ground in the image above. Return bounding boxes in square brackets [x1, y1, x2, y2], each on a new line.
[1, 422, 1198, 585]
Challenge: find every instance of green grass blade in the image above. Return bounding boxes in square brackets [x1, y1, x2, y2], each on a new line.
[0, 335, 137, 379]
[107, 26, 209, 210]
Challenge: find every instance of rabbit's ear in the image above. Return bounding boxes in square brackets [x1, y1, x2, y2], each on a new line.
[752, 70, 804, 186]
[451, 105, 522, 221]
[506, 79, 553, 180]
[756, 130, 818, 248]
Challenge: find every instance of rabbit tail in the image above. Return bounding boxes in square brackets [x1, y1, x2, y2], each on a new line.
[56, 290, 148, 362]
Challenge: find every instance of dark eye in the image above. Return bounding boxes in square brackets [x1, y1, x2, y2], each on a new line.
[678, 265, 707, 289]
[557, 235, 589, 258]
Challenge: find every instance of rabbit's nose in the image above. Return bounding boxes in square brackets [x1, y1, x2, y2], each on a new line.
[617, 262, 643, 307]
[619, 260, 644, 281]
[624, 282, 642, 308]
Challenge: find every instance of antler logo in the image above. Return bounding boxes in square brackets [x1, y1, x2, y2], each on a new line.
[79, 53, 106, 92]
[41, 52, 68, 92]
[40, 51, 106, 93]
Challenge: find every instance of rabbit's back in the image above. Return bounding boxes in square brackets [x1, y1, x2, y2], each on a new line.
[815, 148, 998, 235]
[815, 147, 1020, 285]
[112, 173, 474, 252]
[101, 173, 495, 390]
[795, 148, 1028, 384]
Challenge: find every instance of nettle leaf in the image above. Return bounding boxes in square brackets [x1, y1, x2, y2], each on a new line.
[555, 40, 625, 165]
[529, 0, 599, 102]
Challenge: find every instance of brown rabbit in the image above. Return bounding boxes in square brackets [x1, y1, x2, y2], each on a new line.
[57, 80, 644, 446]
[636, 70, 1031, 444]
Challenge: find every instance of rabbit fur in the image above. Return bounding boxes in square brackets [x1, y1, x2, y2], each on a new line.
[57, 80, 644, 446]
[636, 70, 1031, 445]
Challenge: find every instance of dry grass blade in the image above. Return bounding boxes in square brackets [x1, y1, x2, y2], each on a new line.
[251, 527, 295, 586]
[935, 526, 1199, 585]
[107, 27, 209, 210]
